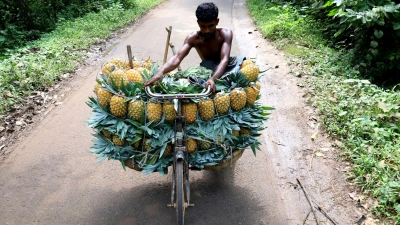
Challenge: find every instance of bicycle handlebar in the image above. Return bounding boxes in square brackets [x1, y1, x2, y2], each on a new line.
[145, 86, 211, 99]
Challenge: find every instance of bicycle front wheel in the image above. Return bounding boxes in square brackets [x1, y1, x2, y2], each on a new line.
[176, 159, 185, 225]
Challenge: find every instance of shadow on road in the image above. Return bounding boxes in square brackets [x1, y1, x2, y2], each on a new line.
[86, 166, 271, 225]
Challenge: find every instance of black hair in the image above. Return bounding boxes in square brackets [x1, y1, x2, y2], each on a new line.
[195, 2, 219, 22]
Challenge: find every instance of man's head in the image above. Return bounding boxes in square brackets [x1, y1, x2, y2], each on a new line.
[196, 2, 219, 39]
[196, 2, 218, 22]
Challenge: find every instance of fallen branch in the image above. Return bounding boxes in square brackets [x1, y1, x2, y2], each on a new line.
[312, 201, 338, 225]
[302, 210, 311, 225]
[297, 178, 320, 225]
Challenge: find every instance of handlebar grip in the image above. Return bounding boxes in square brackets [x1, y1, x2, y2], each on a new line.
[145, 86, 211, 99]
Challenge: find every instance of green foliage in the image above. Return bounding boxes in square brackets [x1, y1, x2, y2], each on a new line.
[248, 0, 400, 221]
[0, 0, 139, 54]
[0, 0, 163, 115]
[322, 0, 400, 83]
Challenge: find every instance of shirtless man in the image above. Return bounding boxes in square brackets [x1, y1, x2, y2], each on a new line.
[144, 2, 233, 93]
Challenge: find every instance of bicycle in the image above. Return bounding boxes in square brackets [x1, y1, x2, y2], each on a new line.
[145, 85, 211, 225]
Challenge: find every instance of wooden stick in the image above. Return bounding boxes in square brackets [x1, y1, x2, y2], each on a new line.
[164, 26, 172, 64]
[309, 148, 316, 170]
[312, 201, 338, 225]
[127, 45, 133, 69]
[302, 210, 311, 225]
[169, 42, 181, 71]
[297, 178, 320, 225]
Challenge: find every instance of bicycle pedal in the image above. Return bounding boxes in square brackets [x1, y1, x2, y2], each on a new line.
[167, 203, 175, 208]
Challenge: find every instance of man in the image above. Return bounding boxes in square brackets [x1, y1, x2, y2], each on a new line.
[144, 2, 235, 93]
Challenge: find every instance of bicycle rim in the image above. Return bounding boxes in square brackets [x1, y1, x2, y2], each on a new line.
[176, 160, 185, 225]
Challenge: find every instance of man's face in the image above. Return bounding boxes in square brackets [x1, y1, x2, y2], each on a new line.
[197, 19, 219, 40]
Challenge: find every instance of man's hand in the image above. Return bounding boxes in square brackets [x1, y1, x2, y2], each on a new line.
[205, 78, 216, 93]
[144, 72, 163, 86]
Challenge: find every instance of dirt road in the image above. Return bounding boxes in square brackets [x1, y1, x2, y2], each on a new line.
[0, 0, 360, 224]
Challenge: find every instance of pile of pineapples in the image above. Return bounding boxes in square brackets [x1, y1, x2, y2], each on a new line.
[87, 57, 273, 174]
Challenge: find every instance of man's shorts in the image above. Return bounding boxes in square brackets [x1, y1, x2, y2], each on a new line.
[200, 56, 246, 79]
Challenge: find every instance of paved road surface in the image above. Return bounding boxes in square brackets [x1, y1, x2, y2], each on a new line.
[0, 0, 355, 224]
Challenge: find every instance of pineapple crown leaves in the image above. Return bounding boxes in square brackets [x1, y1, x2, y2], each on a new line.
[90, 133, 134, 162]
[173, 66, 212, 79]
[215, 72, 250, 92]
[156, 77, 204, 94]
[86, 97, 113, 127]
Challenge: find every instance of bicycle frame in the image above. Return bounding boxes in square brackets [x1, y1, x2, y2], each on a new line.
[145, 86, 211, 225]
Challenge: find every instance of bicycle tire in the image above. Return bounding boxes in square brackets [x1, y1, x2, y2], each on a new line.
[176, 160, 185, 225]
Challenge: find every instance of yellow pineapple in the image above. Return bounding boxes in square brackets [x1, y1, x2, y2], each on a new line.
[102, 129, 111, 138]
[136, 67, 149, 76]
[110, 95, 127, 118]
[182, 102, 198, 123]
[146, 99, 163, 123]
[163, 143, 173, 156]
[232, 130, 239, 137]
[143, 138, 151, 151]
[142, 57, 152, 70]
[240, 127, 250, 136]
[254, 81, 261, 91]
[125, 69, 143, 83]
[214, 90, 230, 115]
[229, 88, 247, 111]
[128, 98, 144, 121]
[187, 138, 197, 153]
[110, 58, 125, 69]
[112, 135, 125, 146]
[163, 100, 176, 121]
[245, 84, 260, 105]
[198, 98, 215, 121]
[97, 88, 113, 108]
[101, 62, 116, 76]
[240, 59, 255, 69]
[94, 83, 101, 94]
[109, 69, 128, 89]
[133, 140, 140, 149]
[240, 64, 259, 82]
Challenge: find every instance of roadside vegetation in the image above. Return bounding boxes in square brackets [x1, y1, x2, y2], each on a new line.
[0, 0, 163, 115]
[248, 0, 399, 222]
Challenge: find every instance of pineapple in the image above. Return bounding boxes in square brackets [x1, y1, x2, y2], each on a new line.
[97, 88, 113, 108]
[125, 69, 143, 83]
[182, 102, 198, 123]
[254, 81, 261, 91]
[214, 90, 230, 115]
[143, 138, 151, 151]
[240, 59, 255, 69]
[198, 98, 215, 121]
[229, 88, 247, 111]
[102, 129, 111, 138]
[101, 62, 116, 76]
[133, 140, 140, 149]
[109, 69, 128, 89]
[245, 84, 260, 105]
[198, 140, 211, 150]
[142, 57, 152, 70]
[146, 99, 163, 123]
[163, 100, 176, 121]
[240, 127, 250, 136]
[232, 130, 239, 137]
[110, 95, 127, 118]
[187, 138, 197, 153]
[240, 64, 259, 82]
[94, 83, 101, 94]
[128, 98, 144, 121]
[136, 67, 149, 76]
[110, 58, 125, 69]
[163, 143, 173, 156]
[112, 135, 125, 146]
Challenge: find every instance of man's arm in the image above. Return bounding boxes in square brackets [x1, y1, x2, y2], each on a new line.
[144, 35, 194, 86]
[206, 29, 233, 92]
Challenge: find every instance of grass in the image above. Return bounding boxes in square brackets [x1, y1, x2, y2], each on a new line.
[0, 0, 163, 115]
[248, 0, 400, 223]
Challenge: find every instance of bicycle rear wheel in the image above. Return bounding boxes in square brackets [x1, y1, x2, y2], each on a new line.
[175, 159, 185, 225]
